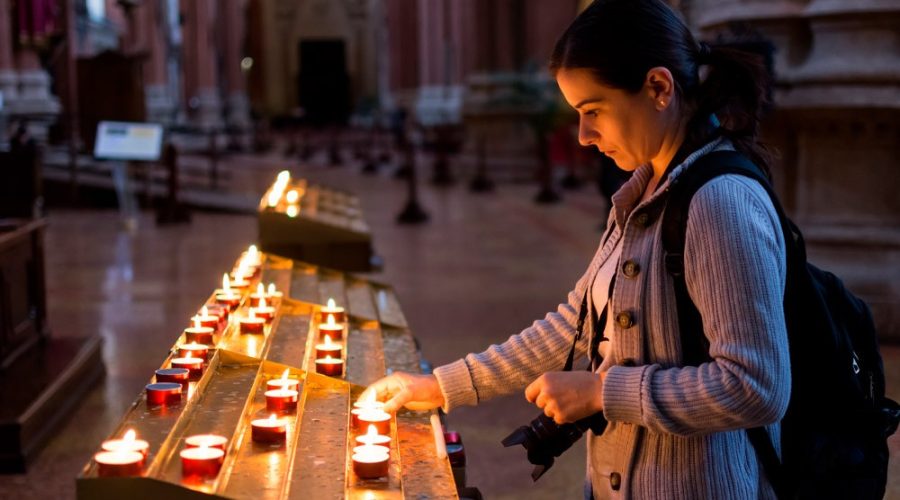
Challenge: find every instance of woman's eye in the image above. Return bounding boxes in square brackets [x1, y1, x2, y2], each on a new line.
[583, 109, 598, 117]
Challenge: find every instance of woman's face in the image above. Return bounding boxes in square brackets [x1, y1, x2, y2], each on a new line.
[556, 68, 669, 171]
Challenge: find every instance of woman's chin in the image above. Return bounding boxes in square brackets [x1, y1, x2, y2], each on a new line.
[609, 156, 637, 171]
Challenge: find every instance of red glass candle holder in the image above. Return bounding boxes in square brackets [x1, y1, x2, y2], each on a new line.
[251, 416, 287, 444]
[101, 434, 149, 459]
[205, 303, 229, 322]
[239, 316, 265, 334]
[315, 357, 343, 377]
[177, 343, 209, 360]
[146, 382, 182, 406]
[185, 434, 228, 451]
[355, 426, 391, 449]
[155, 368, 190, 385]
[315, 339, 342, 360]
[180, 446, 224, 478]
[265, 389, 299, 412]
[95, 451, 144, 477]
[171, 356, 203, 379]
[352, 446, 390, 479]
[266, 376, 299, 392]
[356, 410, 391, 435]
[317, 325, 343, 342]
[317, 309, 345, 324]
[254, 306, 275, 322]
[215, 293, 241, 310]
[184, 326, 214, 345]
[190, 314, 219, 331]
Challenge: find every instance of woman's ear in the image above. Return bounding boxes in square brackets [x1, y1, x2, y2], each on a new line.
[645, 67, 675, 110]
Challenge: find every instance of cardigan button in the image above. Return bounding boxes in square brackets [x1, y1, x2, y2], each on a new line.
[610, 472, 622, 490]
[634, 212, 651, 227]
[622, 260, 640, 278]
[615, 311, 634, 329]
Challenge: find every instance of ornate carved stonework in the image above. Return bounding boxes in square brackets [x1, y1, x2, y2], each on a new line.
[690, 0, 900, 339]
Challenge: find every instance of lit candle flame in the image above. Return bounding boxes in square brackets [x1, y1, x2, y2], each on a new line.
[364, 390, 376, 404]
[281, 369, 289, 381]
[286, 189, 299, 204]
[250, 309, 257, 320]
[269, 414, 277, 423]
[277, 170, 290, 183]
[324, 334, 333, 346]
[325, 355, 334, 362]
[366, 425, 378, 438]
[267, 283, 276, 295]
[257, 283, 264, 296]
[193, 317, 201, 329]
[248, 244, 258, 258]
[260, 296, 267, 309]
[327, 315, 337, 327]
[202, 306, 209, 316]
[185, 351, 193, 359]
[222, 273, 231, 292]
[327, 298, 336, 309]
[189, 342, 198, 348]
[124, 429, 136, 442]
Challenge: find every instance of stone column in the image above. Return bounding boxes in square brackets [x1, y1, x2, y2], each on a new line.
[0, 0, 17, 104]
[142, 0, 175, 124]
[182, 0, 222, 130]
[222, 0, 251, 130]
[691, 0, 900, 340]
[14, 47, 60, 142]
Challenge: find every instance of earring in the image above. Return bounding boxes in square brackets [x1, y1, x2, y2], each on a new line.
[658, 100, 666, 107]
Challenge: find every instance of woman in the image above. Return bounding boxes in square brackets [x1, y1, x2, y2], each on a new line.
[364, 0, 789, 498]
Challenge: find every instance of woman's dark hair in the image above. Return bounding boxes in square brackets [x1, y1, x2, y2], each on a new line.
[549, 0, 776, 176]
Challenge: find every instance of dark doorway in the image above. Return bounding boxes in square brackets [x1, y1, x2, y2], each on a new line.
[298, 39, 351, 125]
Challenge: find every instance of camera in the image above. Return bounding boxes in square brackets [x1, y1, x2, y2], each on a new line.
[502, 411, 608, 481]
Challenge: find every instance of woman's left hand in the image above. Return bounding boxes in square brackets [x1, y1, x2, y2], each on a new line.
[525, 371, 605, 424]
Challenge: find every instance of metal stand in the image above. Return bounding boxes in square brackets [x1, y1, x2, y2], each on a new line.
[396, 144, 429, 224]
[469, 137, 494, 193]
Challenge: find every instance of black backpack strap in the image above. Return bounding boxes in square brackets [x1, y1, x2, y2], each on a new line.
[661, 149, 789, 498]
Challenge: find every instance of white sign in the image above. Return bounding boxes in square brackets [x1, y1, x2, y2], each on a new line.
[94, 121, 163, 161]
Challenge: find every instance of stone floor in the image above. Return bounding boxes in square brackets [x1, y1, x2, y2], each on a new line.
[0, 149, 898, 499]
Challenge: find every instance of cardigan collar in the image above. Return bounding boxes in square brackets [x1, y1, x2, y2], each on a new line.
[609, 136, 728, 229]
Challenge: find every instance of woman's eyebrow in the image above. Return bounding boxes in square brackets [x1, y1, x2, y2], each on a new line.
[575, 98, 604, 109]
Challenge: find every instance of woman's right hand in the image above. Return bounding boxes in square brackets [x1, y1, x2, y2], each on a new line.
[361, 372, 445, 413]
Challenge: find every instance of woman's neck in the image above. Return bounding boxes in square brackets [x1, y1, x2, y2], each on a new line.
[645, 118, 688, 196]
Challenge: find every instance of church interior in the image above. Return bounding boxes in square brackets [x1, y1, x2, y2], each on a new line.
[0, 1, 898, 499]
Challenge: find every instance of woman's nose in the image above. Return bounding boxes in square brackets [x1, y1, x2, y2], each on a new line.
[578, 119, 599, 147]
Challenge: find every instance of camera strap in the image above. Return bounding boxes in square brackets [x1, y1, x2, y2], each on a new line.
[564, 274, 615, 372]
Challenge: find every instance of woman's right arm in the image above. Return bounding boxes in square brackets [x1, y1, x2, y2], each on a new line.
[366, 252, 603, 413]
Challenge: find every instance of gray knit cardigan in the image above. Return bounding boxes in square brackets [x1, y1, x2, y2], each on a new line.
[432, 138, 790, 499]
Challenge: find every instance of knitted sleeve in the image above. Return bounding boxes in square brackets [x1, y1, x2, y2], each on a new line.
[602, 175, 790, 436]
[432, 251, 599, 413]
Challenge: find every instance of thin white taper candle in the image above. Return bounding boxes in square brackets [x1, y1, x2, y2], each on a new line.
[430, 413, 448, 460]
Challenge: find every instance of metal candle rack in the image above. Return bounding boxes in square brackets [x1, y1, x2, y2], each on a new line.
[77, 253, 456, 499]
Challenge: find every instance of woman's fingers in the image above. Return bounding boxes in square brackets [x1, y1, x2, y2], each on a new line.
[382, 387, 413, 413]
[524, 375, 544, 403]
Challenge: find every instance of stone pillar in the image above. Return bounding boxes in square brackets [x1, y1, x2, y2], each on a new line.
[182, 0, 222, 130]
[222, 0, 251, 130]
[0, 0, 17, 104]
[142, 0, 175, 124]
[386, 0, 419, 106]
[691, 0, 900, 340]
[14, 47, 60, 141]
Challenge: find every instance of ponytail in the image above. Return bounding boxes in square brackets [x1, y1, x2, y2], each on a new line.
[687, 37, 777, 178]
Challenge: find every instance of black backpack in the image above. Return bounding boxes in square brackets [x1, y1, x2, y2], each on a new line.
[661, 150, 900, 499]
